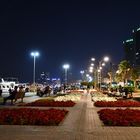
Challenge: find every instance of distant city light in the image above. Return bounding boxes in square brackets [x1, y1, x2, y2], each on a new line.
[52, 78, 60, 81]
[125, 39, 133, 43]
[137, 27, 140, 31]
[80, 70, 84, 74]
[52, 78, 57, 81]
[132, 29, 135, 33]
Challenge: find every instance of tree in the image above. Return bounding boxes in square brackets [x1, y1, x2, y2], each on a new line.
[130, 68, 139, 89]
[108, 72, 112, 84]
[115, 60, 131, 85]
[81, 81, 88, 86]
[115, 71, 122, 82]
[80, 81, 94, 89]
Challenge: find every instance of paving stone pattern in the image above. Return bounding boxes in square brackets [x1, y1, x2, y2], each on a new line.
[0, 93, 140, 140]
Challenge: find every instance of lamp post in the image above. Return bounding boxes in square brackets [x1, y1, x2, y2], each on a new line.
[31, 51, 39, 86]
[91, 56, 109, 91]
[98, 56, 109, 91]
[63, 64, 70, 85]
[91, 58, 97, 89]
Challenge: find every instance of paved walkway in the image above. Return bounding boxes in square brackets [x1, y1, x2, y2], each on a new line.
[0, 93, 140, 139]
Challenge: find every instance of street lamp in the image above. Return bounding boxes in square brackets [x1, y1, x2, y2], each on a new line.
[30, 51, 39, 86]
[90, 56, 109, 91]
[63, 64, 70, 84]
[104, 56, 109, 62]
[90, 58, 97, 89]
[89, 66, 93, 73]
[91, 58, 95, 61]
[98, 56, 109, 91]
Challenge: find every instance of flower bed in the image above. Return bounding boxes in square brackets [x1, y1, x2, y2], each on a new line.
[91, 92, 117, 102]
[92, 97, 117, 102]
[0, 108, 68, 125]
[98, 109, 140, 126]
[70, 90, 84, 93]
[94, 100, 140, 107]
[23, 100, 76, 107]
[91, 92, 106, 97]
[54, 93, 81, 101]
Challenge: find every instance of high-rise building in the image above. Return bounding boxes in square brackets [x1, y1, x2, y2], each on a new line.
[133, 28, 140, 66]
[123, 27, 140, 70]
[38, 72, 50, 84]
[123, 39, 135, 67]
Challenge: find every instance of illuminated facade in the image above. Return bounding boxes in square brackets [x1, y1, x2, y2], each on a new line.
[123, 27, 140, 68]
[123, 39, 135, 66]
[133, 28, 140, 66]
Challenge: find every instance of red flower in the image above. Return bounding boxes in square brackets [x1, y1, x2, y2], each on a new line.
[21, 100, 76, 107]
[0, 108, 68, 125]
[98, 109, 140, 126]
[94, 100, 140, 107]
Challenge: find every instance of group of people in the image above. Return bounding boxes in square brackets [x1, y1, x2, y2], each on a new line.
[1, 84, 69, 104]
[36, 84, 67, 97]
[3, 86, 25, 105]
[109, 85, 133, 98]
[37, 85, 51, 97]
[36, 85, 63, 97]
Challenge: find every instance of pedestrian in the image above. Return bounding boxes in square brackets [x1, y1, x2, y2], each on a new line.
[0, 86, 2, 96]
[3, 86, 18, 105]
[124, 87, 129, 98]
[64, 84, 66, 93]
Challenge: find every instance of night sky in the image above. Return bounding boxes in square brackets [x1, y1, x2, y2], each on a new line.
[0, 0, 140, 82]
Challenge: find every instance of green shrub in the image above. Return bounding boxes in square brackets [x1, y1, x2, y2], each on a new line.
[124, 86, 135, 92]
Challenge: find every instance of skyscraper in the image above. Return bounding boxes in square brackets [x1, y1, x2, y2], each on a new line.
[123, 27, 140, 72]
[133, 28, 140, 66]
[123, 38, 135, 66]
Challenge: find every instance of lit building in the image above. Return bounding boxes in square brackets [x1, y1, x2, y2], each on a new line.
[123, 39, 135, 66]
[133, 28, 140, 66]
[123, 27, 140, 71]
[38, 72, 50, 84]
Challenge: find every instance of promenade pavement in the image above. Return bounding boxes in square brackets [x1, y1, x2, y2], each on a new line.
[0, 92, 140, 140]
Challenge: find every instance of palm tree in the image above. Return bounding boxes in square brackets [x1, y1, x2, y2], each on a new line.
[115, 60, 131, 85]
[115, 71, 122, 83]
[130, 68, 139, 89]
